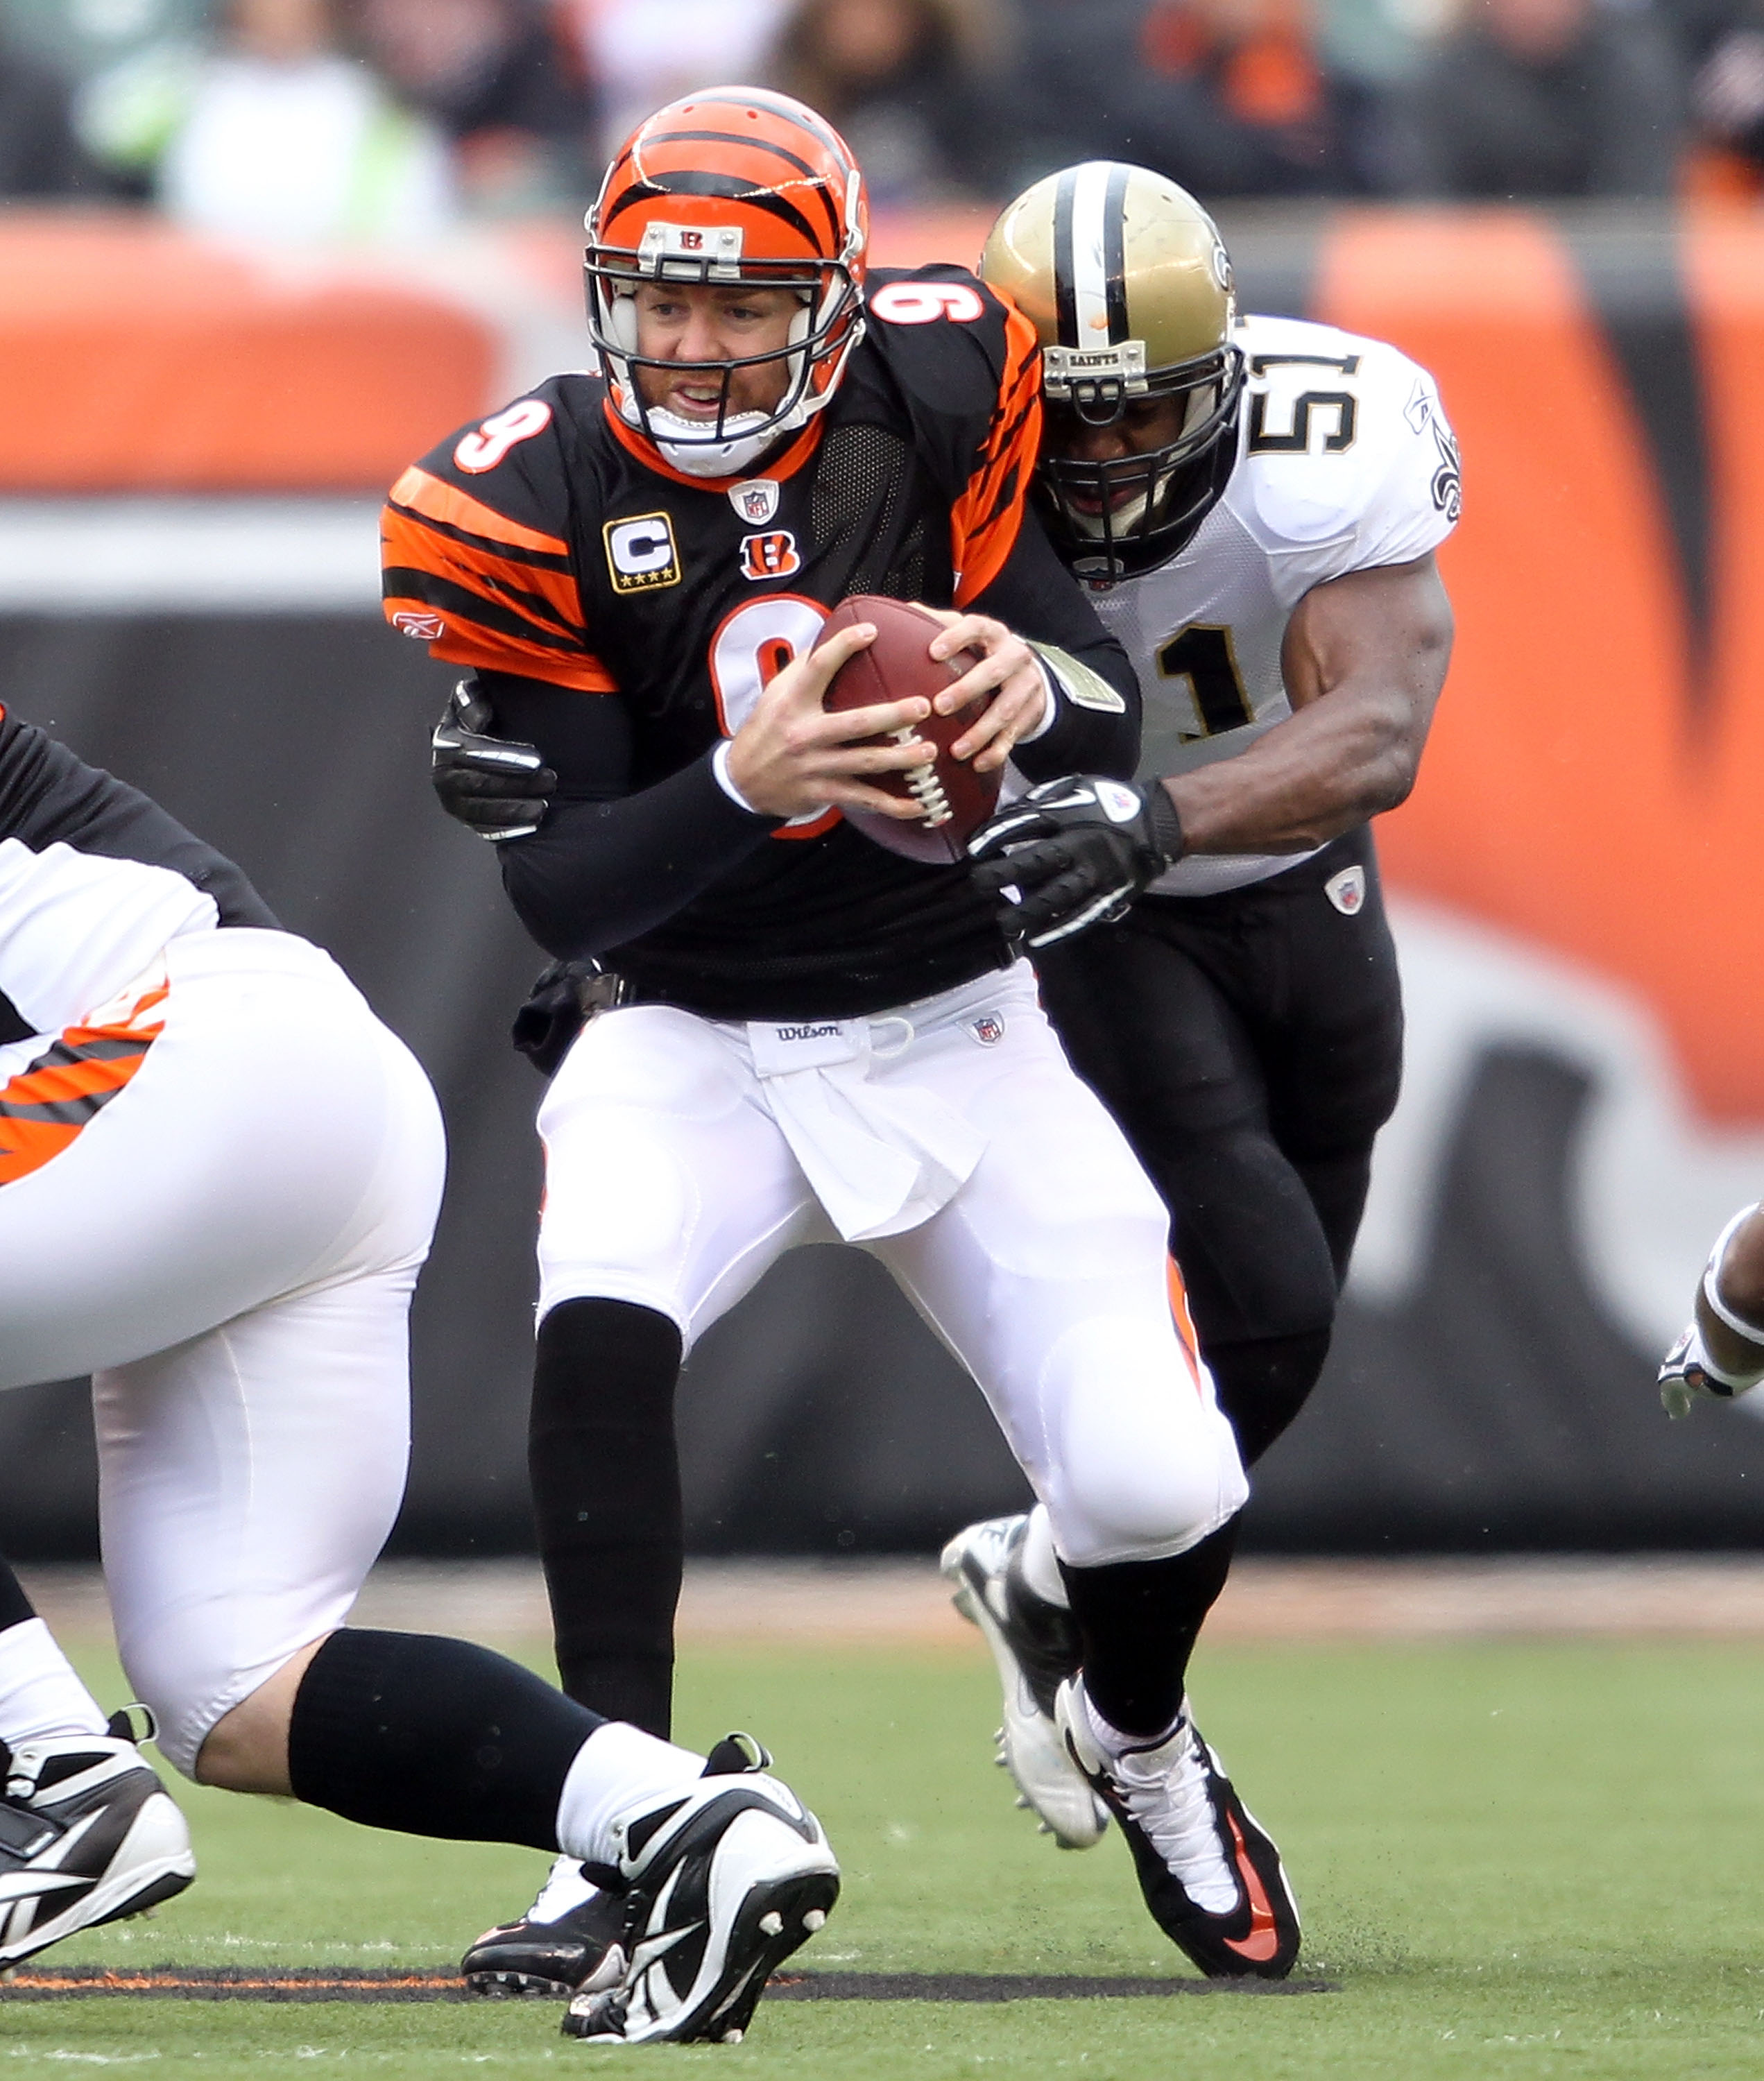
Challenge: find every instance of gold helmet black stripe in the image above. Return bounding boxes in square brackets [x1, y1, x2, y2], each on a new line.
[1051, 162, 1134, 350]
[1102, 162, 1130, 343]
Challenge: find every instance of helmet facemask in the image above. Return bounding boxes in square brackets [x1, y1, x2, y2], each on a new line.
[1038, 339, 1244, 581]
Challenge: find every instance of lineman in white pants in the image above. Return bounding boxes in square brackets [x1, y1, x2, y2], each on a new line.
[0, 707, 837, 2046]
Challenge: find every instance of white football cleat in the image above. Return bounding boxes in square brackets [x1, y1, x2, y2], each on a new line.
[941, 1513, 1108, 1849]
[560, 1769, 839, 2045]
[0, 1733, 194, 1964]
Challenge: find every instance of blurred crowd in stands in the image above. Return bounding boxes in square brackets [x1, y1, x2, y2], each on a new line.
[0, 0, 1760, 230]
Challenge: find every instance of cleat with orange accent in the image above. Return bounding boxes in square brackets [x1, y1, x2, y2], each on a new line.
[1054, 1679, 1299, 1980]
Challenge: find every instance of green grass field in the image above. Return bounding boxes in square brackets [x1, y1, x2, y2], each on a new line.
[6, 1631, 1764, 2078]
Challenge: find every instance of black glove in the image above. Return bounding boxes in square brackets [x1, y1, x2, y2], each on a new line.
[511, 959, 629, 1077]
[431, 677, 557, 841]
[968, 775, 1183, 949]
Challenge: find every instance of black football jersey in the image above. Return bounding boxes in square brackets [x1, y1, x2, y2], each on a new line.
[383, 266, 1137, 1019]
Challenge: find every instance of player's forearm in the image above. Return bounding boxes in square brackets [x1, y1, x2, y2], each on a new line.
[1701, 1205, 1764, 1379]
[1165, 687, 1423, 856]
[971, 522, 1140, 781]
[498, 752, 776, 961]
[1012, 651, 1140, 782]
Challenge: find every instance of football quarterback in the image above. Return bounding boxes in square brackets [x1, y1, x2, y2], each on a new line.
[400, 92, 1273, 1996]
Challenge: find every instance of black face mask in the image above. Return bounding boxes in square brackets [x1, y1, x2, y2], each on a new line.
[1037, 344, 1245, 583]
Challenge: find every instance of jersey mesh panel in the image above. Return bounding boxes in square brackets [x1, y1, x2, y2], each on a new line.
[812, 427, 927, 601]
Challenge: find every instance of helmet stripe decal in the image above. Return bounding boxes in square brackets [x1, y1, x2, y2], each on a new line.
[636, 128, 821, 183]
[649, 89, 856, 173]
[1052, 168, 1079, 348]
[1102, 162, 1130, 343]
[1067, 162, 1120, 346]
[604, 171, 826, 250]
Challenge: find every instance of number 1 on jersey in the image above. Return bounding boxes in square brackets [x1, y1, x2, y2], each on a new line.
[1156, 624, 1254, 740]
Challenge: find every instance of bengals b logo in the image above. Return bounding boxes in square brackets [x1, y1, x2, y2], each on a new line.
[739, 531, 802, 582]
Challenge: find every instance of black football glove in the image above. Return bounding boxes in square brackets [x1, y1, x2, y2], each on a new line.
[967, 775, 1183, 950]
[431, 677, 557, 841]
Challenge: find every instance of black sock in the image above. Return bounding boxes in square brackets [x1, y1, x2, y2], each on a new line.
[0, 1555, 37, 1634]
[1060, 1517, 1240, 1740]
[286, 1629, 606, 1849]
[530, 1297, 683, 1737]
[1207, 1328, 1333, 1466]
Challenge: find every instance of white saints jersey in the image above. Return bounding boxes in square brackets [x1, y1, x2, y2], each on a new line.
[1086, 312, 1461, 898]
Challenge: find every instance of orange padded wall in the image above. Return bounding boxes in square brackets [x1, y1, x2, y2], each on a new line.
[1317, 209, 1764, 1122]
[0, 217, 495, 492]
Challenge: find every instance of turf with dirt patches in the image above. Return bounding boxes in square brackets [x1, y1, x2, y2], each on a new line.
[3, 1632, 1763, 2078]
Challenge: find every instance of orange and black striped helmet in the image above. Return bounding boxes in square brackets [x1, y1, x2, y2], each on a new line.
[586, 87, 869, 477]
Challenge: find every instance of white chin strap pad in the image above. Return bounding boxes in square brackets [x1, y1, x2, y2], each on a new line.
[606, 292, 639, 354]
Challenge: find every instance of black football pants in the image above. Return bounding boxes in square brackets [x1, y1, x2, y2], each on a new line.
[1031, 824, 1405, 1466]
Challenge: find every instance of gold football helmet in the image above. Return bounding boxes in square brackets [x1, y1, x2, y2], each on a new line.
[981, 162, 1243, 575]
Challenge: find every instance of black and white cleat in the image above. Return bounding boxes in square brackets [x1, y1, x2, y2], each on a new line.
[0, 1731, 194, 1966]
[461, 1859, 628, 1999]
[560, 1766, 838, 2045]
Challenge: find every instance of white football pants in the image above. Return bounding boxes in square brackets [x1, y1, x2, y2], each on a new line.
[537, 962, 1247, 1569]
[0, 930, 445, 1774]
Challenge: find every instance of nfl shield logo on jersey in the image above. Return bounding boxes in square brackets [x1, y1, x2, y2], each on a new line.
[968, 1012, 1006, 1046]
[729, 479, 781, 526]
[1325, 866, 1366, 916]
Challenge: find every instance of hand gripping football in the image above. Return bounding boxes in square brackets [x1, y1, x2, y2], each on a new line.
[820, 594, 1001, 865]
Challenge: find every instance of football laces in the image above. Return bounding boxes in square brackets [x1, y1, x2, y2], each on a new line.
[890, 726, 953, 828]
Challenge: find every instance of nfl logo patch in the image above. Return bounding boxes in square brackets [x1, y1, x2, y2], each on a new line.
[1325, 865, 1366, 916]
[968, 1012, 1006, 1046]
[729, 479, 780, 526]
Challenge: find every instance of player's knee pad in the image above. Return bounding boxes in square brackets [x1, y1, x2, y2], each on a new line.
[1039, 1316, 1247, 1568]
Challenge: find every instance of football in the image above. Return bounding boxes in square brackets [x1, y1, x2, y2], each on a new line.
[820, 594, 1002, 865]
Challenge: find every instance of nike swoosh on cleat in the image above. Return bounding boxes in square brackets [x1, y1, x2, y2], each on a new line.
[1219, 1812, 1281, 1964]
